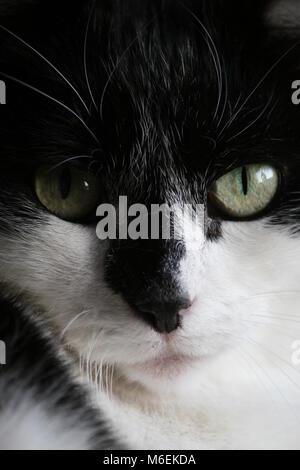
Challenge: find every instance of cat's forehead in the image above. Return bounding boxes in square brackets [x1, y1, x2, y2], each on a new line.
[91, 1, 259, 101]
[86, 2, 280, 150]
[0, 0, 299, 184]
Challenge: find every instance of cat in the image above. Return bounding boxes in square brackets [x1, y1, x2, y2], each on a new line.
[1, 0, 300, 450]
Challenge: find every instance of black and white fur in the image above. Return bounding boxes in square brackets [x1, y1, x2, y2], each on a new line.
[1, 0, 300, 450]
[0, 297, 118, 449]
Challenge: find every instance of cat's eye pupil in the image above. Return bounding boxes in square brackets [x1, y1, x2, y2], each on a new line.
[241, 166, 248, 196]
[59, 167, 72, 200]
[35, 164, 101, 222]
[209, 163, 279, 219]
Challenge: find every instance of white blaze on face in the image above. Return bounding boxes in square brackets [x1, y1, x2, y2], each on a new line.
[1, 208, 300, 393]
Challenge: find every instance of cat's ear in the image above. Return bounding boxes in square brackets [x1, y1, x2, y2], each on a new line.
[265, 0, 300, 37]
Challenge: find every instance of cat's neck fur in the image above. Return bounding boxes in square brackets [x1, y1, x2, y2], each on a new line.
[80, 349, 300, 450]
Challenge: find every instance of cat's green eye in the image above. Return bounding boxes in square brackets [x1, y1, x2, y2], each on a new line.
[35, 165, 101, 222]
[209, 164, 279, 219]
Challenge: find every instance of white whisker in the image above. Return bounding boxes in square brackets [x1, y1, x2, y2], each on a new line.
[246, 336, 300, 381]
[84, 1, 98, 112]
[0, 24, 90, 115]
[178, 1, 223, 121]
[99, 15, 158, 120]
[241, 345, 294, 416]
[49, 155, 94, 172]
[0, 72, 100, 145]
[227, 92, 277, 143]
[243, 318, 299, 340]
[218, 39, 300, 139]
[60, 309, 91, 340]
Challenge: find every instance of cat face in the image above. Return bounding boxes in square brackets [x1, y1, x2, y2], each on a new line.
[1, 0, 300, 389]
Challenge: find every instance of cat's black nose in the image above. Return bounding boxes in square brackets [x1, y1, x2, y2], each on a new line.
[105, 238, 191, 333]
[134, 295, 191, 334]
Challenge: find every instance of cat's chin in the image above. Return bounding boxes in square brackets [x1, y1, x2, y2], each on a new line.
[137, 355, 198, 376]
[121, 354, 203, 392]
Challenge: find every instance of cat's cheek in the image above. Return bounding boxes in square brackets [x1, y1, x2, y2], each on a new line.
[177, 221, 294, 354]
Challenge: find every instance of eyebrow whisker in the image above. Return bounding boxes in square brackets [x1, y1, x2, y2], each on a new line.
[0, 71, 100, 146]
[84, 0, 98, 113]
[0, 24, 91, 116]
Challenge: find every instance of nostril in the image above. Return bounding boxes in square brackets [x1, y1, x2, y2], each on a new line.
[133, 295, 191, 334]
[179, 298, 194, 314]
[179, 299, 192, 310]
[138, 309, 180, 334]
[155, 313, 180, 334]
[135, 302, 159, 317]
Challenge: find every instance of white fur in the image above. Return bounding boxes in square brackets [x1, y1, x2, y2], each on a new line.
[1, 207, 300, 449]
[0, 393, 96, 450]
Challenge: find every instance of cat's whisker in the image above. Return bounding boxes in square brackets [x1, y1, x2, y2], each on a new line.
[243, 318, 300, 342]
[110, 363, 115, 399]
[0, 24, 90, 115]
[238, 347, 288, 417]
[245, 339, 300, 424]
[99, 15, 158, 120]
[239, 345, 296, 418]
[227, 92, 277, 143]
[60, 309, 92, 340]
[94, 362, 99, 396]
[216, 62, 228, 128]
[97, 357, 104, 394]
[86, 326, 108, 394]
[109, 365, 113, 400]
[95, 363, 101, 397]
[246, 335, 300, 383]
[225, 330, 297, 415]
[240, 289, 300, 301]
[84, 0, 98, 112]
[86, 334, 97, 386]
[105, 363, 109, 399]
[0, 72, 100, 145]
[218, 39, 300, 139]
[49, 155, 94, 172]
[178, 1, 223, 121]
[230, 93, 242, 117]
[251, 313, 300, 324]
[237, 347, 274, 397]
